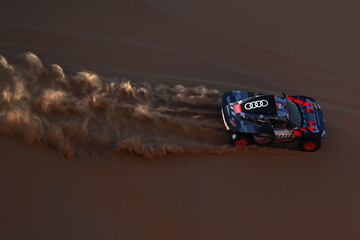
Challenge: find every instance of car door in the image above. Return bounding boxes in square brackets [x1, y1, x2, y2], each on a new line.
[271, 119, 293, 142]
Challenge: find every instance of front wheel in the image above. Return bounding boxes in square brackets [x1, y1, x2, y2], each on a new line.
[299, 138, 321, 152]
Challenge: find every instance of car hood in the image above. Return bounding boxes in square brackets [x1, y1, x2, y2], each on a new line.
[288, 96, 326, 137]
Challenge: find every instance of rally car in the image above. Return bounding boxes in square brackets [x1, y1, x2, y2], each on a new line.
[221, 91, 326, 151]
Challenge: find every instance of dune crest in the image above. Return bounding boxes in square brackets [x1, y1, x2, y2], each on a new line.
[0, 52, 235, 159]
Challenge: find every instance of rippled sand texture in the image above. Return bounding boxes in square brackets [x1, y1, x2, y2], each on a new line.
[1, 0, 360, 239]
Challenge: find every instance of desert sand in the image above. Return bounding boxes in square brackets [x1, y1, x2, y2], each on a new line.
[1, 0, 360, 239]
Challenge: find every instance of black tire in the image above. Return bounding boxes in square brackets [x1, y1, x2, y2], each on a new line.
[299, 138, 321, 152]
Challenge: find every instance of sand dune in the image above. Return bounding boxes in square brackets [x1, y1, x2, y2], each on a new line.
[1, 0, 360, 239]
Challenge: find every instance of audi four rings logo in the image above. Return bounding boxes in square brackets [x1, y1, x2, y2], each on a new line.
[244, 100, 269, 110]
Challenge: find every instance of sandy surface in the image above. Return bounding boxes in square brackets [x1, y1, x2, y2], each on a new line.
[1, 0, 360, 239]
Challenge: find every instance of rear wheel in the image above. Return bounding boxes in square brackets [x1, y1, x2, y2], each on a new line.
[299, 138, 321, 152]
[232, 134, 252, 147]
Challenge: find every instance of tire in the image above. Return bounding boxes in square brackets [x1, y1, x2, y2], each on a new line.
[299, 138, 321, 152]
[232, 134, 252, 147]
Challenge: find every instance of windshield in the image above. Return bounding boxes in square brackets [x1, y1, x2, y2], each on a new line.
[286, 100, 301, 127]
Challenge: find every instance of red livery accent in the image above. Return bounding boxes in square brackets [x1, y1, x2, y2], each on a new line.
[309, 120, 316, 126]
[306, 108, 314, 113]
[232, 103, 242, 113]
[307, 127, 316, 132]
[292, 129, 303, 137]
[287, 96, 310, 107]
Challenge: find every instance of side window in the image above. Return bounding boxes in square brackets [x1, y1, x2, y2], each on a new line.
[270, 119, 289, 129]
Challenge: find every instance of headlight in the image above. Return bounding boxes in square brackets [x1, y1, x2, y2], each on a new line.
[321, 130, 326, 137]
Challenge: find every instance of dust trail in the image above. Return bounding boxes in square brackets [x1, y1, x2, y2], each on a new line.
[0, 52, 237, 159]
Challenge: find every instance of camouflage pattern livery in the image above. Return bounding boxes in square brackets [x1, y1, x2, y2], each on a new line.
[221, 91, 326, 144]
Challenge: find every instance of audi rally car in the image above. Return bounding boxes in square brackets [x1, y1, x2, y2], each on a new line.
[221, 91, 326, 151]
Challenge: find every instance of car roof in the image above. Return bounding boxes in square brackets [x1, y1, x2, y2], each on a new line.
[238, 95, 290, 122]
[240, 95, 277, 115]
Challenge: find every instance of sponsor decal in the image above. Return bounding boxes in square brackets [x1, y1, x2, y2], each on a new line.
[244, 100, 269, 110]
